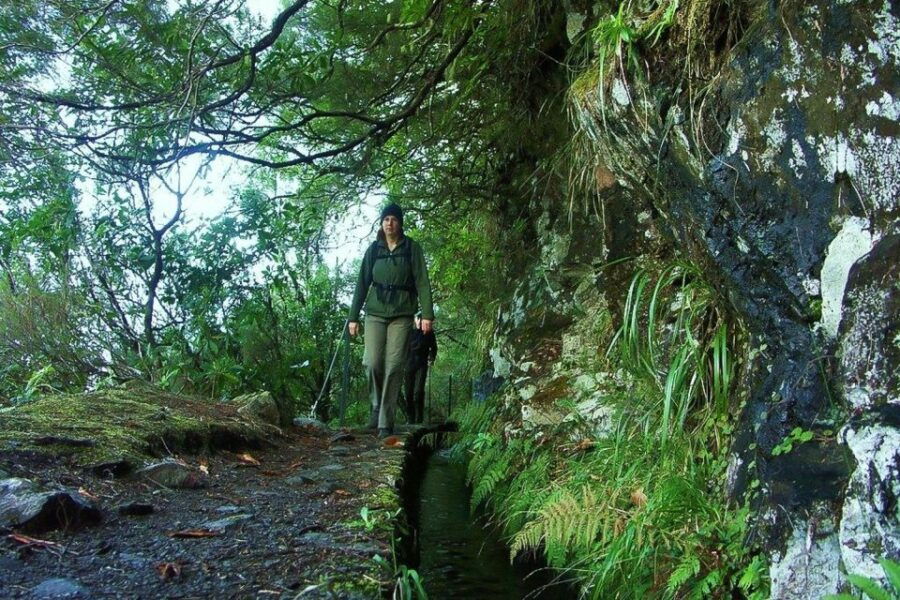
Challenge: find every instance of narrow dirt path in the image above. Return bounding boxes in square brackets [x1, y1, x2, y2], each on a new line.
[1, 426, 407, 599]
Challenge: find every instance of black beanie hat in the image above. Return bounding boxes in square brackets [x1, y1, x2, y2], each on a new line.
[379, 203, 403, 226]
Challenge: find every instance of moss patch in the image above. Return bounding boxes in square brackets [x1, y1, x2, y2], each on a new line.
[0, 381, 276, 467]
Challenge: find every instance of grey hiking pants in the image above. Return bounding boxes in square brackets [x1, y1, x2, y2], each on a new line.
[364, 315, 413, 429]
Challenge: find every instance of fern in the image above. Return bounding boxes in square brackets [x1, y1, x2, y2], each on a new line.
[667, 555, 701, 593]
[510, 486, 605, 562]
[470, 456, 510, 509]
[500, 453, 554, 535]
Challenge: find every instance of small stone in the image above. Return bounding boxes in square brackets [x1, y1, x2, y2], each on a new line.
[135, 459, 207, 489]
[319, 463, 345, 472]
[118, 552, 150, 570]
[313, 482, 340, 495]
[299, 532, 333, 546]
[215, 504, 242, 514]
[202, 513, 253, 531]
[343, 542, 382, 556]
[86, 460, 133, 479]
[31, 578, 91, 599]
[0, 555, 19, 572]
[292, 417, 328, 432]
[117, 502, 154, 516]
[286, 472, 318, 485]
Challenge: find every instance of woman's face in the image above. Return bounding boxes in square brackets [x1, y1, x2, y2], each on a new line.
[382, 215, 400, 237]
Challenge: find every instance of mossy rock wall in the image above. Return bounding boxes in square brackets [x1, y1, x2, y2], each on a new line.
[491, 0, 899, 595]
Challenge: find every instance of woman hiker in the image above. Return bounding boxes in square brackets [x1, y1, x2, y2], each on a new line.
[347, 203, 434, 437]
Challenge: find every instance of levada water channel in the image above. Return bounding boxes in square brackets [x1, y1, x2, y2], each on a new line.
[399, 431, 569, 599]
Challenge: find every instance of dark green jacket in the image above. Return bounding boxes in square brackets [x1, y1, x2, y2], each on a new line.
[348, 236, 435, 322]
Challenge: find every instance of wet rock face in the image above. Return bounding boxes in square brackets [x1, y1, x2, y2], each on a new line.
[839, 235, 899, 411]
[836, 234, 900, 581]
[636, 1, 898, 591]
[514, 0, 897, 594]
[682, 0, 897, 484]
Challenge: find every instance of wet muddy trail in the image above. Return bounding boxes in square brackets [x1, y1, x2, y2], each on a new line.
[1, 427, 404, 599]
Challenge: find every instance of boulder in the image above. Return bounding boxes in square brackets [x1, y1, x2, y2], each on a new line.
[0, 478, 101, 533]
[232, 391, 280, 426]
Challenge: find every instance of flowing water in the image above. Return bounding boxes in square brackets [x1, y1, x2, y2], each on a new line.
[416, 450, 568, 599]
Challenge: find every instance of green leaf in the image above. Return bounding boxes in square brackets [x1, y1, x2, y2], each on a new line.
[880, 558, 900, 593]
[848, 574, 892, 600]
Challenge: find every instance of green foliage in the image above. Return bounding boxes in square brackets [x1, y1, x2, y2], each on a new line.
[17, 365, 59, 405]
[511, 486, 604, 564]
[393, 565, 429, 600]
[349, 505, 386, 533]
[448, 254, 760, 598]
[592, 2, 640, 121]
[771, 427, 814, 457]
[613, 261, 737, 443]
[825, 559, 900, 600]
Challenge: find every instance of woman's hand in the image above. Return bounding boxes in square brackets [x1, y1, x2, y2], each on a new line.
[348, 321, 360, 336]
[421, 319, 433, 334]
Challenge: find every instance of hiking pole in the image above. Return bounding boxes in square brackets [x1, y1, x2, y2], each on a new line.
[310, 318, 349, 420]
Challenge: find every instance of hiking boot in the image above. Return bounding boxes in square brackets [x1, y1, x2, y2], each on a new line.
[366, 409, 378, 431]
[377, 427, 393, 439]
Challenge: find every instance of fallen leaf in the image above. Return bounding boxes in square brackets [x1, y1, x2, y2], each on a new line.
[630, 487, 647, 507]
[7, 534, 61, 549]
[198, 459, 209, 475]
[166, 529, 219, 538]
[77, 487, 99, 500]
[571, 439, 596, 453]
[156, 561, 182, 580]
[382, 436, 403, 448]
[236, 452, 261, 466]
[334, 489, 351, 496]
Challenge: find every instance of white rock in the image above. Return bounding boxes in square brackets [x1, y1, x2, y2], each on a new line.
[820, 217, 877, 338]
[839, 423, 900, 580]
[769, 515, 843, 599]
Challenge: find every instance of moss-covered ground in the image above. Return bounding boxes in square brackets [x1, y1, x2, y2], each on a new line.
[0, 381, 275, 467]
